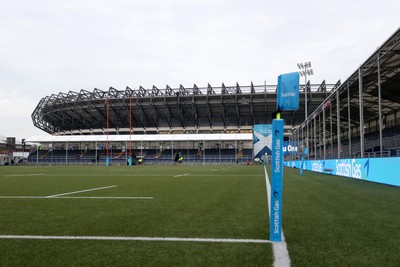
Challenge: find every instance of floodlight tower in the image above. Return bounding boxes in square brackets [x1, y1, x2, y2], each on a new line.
[297, 62, 313, 158]
[297, 61, 313, 119]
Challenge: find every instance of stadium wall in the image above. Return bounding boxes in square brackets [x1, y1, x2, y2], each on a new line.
[284, 158, 400, 187]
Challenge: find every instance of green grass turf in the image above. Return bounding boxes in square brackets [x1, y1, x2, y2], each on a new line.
[0, 165, 272, 266]
[1, 165, 400, 266]
[281, 167, 400, 267]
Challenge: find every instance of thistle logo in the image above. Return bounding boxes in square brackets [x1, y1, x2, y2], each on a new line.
[275, 129, 281, 138]
[363, 159, 370, 180]
[274, 191, 279, 198]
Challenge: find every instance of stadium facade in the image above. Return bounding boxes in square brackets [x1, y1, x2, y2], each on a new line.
[31, 82, 338, 136]
[27, 81, 338, 165]
[25, 27, 400, 166]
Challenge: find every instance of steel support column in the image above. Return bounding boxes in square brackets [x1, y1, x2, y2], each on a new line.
[330, 102, 333, 159]
[347, 83, 352, 157]
[336, 90, 341, 159]
[377, 54, 383, 156]
[314, 116, 317, 159]
[306, 123, 310, 159]
[323, 107, 326, 159]
[358, 68, 365, 158]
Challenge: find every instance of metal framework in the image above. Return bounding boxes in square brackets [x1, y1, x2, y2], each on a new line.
[291, 27, 400, 159]
[32, 82, 339, 136]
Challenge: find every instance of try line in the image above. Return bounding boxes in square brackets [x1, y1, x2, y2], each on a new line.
[0, 235, 270, 244]
[0, 196, 153, 200]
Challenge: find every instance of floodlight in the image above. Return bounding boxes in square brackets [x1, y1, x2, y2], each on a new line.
[296, 61, 314, 161]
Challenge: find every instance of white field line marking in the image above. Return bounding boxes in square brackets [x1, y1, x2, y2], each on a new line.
[46, 185, 117, 198]
[173, 174, 189, 177]
[19, 174, 261, 177]
[0, 235, 270, 244]
[0, 196, 153, 200]
[5, 174, 46, 177]
[210, 169, 218, 172]
[264, 165, 291, 267]
[180, 174, 262, 177]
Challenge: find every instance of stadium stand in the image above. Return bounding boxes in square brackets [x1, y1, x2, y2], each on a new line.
[25, 28, 400, 165]
[290, 28, 400, 160]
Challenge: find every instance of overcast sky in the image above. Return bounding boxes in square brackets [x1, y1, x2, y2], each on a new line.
[0, 0, 399, 141]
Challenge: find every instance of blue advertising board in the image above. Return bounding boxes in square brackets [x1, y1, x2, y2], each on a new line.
[283, 141, 299, 155]
[285, 157, 400, 187]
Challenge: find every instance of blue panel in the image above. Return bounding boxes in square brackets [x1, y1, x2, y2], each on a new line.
[277, 72, 300, 111]
[283, 141, 299, 155]
[285, 158, 400, 187]
[270, 119, 284, 241]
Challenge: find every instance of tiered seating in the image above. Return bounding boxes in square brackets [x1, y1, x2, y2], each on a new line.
[27, 148, 252, 164]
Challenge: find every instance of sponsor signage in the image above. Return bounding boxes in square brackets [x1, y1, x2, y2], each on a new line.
[285, 158, 400, 187]
[277, 72, 300, 111]
[270, 119, 284, 241]
[283, 141, 298, 155]
[253, 124, 272, 158]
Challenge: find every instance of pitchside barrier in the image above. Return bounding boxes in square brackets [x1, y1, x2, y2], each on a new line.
[285, 157, 400, 187]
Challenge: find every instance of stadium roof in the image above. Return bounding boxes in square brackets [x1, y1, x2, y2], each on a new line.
[31, 81, 338, 135]
[294, 27, 400, 137]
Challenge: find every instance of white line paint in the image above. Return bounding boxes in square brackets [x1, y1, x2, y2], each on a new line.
[264, 166, 272, 212]
[264, 165, 291, 267]
[179, 175, 262, 177]
[14, 173, 261, 177]
[46, 185, 117, 198]
[5, 174, 46, 177]
[0, 196, 153, 200]
[0, 235, 270, 244]
[173, 174, 189, 177]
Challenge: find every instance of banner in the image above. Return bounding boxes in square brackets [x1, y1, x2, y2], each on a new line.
[253, 124, 272, 159]
[284, 157, 400, 187]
